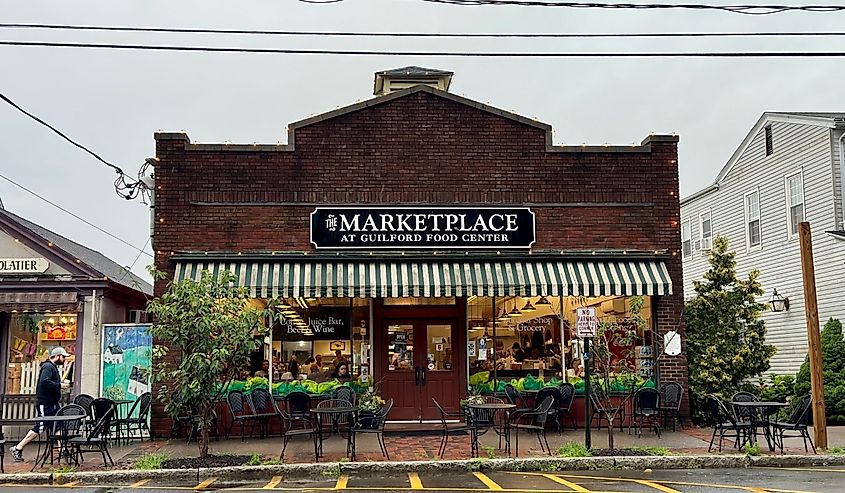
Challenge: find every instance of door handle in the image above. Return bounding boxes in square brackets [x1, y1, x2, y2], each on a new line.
[421, 367, 427, 386]
[414, 366, 421, 386]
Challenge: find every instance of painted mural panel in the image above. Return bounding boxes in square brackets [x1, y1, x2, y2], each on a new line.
[100, 324, 152, 405]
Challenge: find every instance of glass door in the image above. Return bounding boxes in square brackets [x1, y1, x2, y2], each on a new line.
[381, 323, 420, 420]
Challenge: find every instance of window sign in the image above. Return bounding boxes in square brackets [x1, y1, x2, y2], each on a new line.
[311, 207, 536, 249]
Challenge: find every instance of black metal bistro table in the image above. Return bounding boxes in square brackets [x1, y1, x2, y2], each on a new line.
[731, 401, 789, 451]
[27, 414, 85, 471]
[467, 402, 515, 458]
[311, 406, 356, 458]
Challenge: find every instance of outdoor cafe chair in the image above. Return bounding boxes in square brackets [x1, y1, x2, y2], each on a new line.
[286, 391, 312, 419]
[90, 398, 121, 445]
[349, 399, 393, 461]
[632, 388, 661, 438]
[534, 387, 560, 432]
[116, 392, 152, 444]
[69, 406, 115, 467]
[731, 392, 759, 422]
[512, 396, 555, 457]
[558, 383, 577, 431]
[48, 404, 87, 466]
[226, 390, 259, 441]
[433, 398, 472, 459]
[279, 405, 318, 461]
[332, 387, 356, 406]
[0, 430, 5, 473]
[659, 382, 684, 431]
[771, 396, 816, 454]
[314, 398, 354, 439]
[589, 386, 623, 431]
[504, 384, 531, 416]
[248, 388, 284, 438]
[707, 395, 752, 452]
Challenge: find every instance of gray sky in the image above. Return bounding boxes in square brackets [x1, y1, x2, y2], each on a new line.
[2, 0, 844, 282]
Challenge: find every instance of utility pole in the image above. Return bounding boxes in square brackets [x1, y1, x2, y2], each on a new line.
[583, 336, 591, 450]
[798, 221, 827, 450]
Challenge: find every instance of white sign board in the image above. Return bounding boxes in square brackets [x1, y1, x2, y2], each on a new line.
[467, 340, 477, 357]
[0, 257, 48, 274]
[575, 307, 598, 338]
[664, 330, 681, 356]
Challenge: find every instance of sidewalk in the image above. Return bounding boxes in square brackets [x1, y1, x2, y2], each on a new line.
[3, 426, 843, 474]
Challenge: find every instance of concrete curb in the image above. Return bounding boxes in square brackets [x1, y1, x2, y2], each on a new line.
[4, 454, 845, 485]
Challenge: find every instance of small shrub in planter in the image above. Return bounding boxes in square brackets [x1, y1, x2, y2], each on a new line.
[357, 391, 385, 429]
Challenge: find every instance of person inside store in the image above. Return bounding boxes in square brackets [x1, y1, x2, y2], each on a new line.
[307, 363, 322, 381]
[334, 349, 346, 366]
[332, 361, 351, 380]
[254, 359, 270, 377]
[315, 353, 323, 371]
[287, 354, 300, 377]
[9, 347, 70, 462]
[511, 342, 526, 363]
[570, 357, 585, 378]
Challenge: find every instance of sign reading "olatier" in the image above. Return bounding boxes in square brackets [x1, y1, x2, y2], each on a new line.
[310, 207, 536, 249]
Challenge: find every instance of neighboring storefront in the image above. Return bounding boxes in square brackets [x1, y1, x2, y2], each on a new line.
[151, 66, 684, 430]
[0, 207, 151, 436]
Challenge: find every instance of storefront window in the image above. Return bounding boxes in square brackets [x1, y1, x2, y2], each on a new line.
[6, 312, 77, 394]
[425, 324, 452, 371]
[387, 324, 413, 371]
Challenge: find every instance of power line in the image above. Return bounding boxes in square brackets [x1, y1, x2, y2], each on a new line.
[2, 23, 845, 38]
[417, 0, 845, 14]
[0, 172, 153, 257]
[0, 90, 148, 200]
[3, 39, 845, 57]
[117, 237, 152, 283]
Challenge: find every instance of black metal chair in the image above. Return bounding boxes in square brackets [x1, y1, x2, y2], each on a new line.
[731, 392, 758, 423]
[512, 396, 555, 457]
[116, 393, 153, 444]
[90, 398, 121, 444]
[504, 384, 531, 416]
[534, 387, 560, 431]
[349, 399, 393, 461]
[225, 390, 259, 440]
[69, 406, 114, 466]
[333, 387, 356, 406]
[0, 430, 5, 473]
[279, 405, 317, 461]
[771, 396, 816, 454]
[707, 394, 753, 452]
[45, 404, 86, 466]
[659, 382, 684, 431]
[286, 391, 312, 419]
[558, 383, 577, 431]
[248, 388, 284, 438]
[72, 394, 95, 419]
[633, 388, 661, 438]
[433, 398, 472, 459]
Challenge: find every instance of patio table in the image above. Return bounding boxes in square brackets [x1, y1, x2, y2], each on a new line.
[467, 402, 515, 458]
[311, 406, 356, 458]
[731, 401, 789, 451]
[27, 414, 85, 471]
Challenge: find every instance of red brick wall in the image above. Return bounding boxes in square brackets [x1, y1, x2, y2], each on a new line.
[150, 88, 686, 435]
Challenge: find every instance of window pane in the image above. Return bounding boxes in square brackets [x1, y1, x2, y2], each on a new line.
[426, 324, 453, 372]
[681, 221, 690, 241]
[701, 213, 712, 238]
[682, 240, 692, 257]
[749, 220, 761, 246]
[746, 193, 760, 219]
[388, 324, 414, 371]
[788, 175, 803, 208]
[790, 205, 804, 235]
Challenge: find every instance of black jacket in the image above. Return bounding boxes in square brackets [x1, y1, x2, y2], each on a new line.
[36, 360, 62, 406]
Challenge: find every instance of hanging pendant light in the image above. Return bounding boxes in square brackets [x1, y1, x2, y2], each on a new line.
[497, 309, 509, 322]
[508, 300, 522, 317]
[535, 296, 551, 306]
[521, 300, 536, 313]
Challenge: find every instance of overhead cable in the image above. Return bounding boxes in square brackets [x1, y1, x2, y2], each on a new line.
[416, 0, 845, 15]
[2, 40, 845, 57]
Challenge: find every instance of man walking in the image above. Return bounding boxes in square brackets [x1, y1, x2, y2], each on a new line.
[9, 347, 70, 462]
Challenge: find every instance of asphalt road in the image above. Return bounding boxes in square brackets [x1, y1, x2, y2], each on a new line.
[1, 466, 845, 492]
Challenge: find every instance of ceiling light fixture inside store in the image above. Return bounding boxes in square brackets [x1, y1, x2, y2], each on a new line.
[535, 296, 551, 306]
[521, 300, 536, 313]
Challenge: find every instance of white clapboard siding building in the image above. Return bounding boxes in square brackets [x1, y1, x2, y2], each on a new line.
[681, 112, 845, 375]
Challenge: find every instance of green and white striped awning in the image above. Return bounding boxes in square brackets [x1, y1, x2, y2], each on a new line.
[173, 259, 672, 298]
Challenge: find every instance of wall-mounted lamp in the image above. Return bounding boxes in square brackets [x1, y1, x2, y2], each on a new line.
[770, 289, 790, 312]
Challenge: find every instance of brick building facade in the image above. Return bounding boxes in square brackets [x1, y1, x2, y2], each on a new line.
[151, 68, 685, 435]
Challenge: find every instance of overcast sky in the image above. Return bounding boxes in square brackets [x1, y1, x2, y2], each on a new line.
[2, 0, 844, 282]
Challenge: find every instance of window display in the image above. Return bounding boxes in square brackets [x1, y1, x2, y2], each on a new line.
[6, 313, 77, 394]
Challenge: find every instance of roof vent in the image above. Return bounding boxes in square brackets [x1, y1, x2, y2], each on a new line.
[373, 66, 453, 96]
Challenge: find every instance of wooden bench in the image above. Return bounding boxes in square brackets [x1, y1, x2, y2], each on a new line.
[0, 394, 38, 441]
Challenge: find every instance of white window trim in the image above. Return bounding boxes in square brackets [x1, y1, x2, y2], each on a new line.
[698, 209, 712, 250]
[744, 188, 762, 252]
[784, 169, 804, 240]
[681, 219, 692, 259]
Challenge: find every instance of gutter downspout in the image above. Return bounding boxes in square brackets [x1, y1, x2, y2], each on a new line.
[839, 131, 845, 229]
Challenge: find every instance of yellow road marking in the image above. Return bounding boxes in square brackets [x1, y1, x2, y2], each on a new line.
[473, 472, 504, 490]
[409, 472, 424, 490]
[335, 474, 349, 490]
[631, 479, 680, 493]
[508, 472, 815, 493]
[59, 481, 82, 487]
[744, 488, 768, 493]
[542, 474, 592, 492]
[130, 479, 152, 488]
[263, 476, 283, 489]
[194, 477, 217, 490]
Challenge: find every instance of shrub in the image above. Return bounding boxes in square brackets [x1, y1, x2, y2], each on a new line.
[743, 442, 761, 456]
[795, 318, 845, 424]
[135, 453, 168, 470]
[557, 442, 591, 457]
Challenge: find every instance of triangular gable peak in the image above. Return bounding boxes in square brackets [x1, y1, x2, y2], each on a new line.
[0, 209, 102, 279]
[286, 85, 553, 148]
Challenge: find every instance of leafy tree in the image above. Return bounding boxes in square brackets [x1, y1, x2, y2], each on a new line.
[147, 268, 273, 457]
[795, 318, 845, 424]
[685, 236, 776, 424]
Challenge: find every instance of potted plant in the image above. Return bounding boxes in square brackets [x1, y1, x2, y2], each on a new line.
[357, 391, 385, 429]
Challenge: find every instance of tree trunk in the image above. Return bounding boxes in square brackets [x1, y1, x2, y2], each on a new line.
[199, 405, 211, 458]
[606, 415, 615, 450]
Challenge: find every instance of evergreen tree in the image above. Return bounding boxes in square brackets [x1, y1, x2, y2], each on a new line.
[685, 236, 776, 423]
[795, 318, 845, 424]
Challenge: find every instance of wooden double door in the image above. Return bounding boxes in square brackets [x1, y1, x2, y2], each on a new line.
[378, 318, 465, 421]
